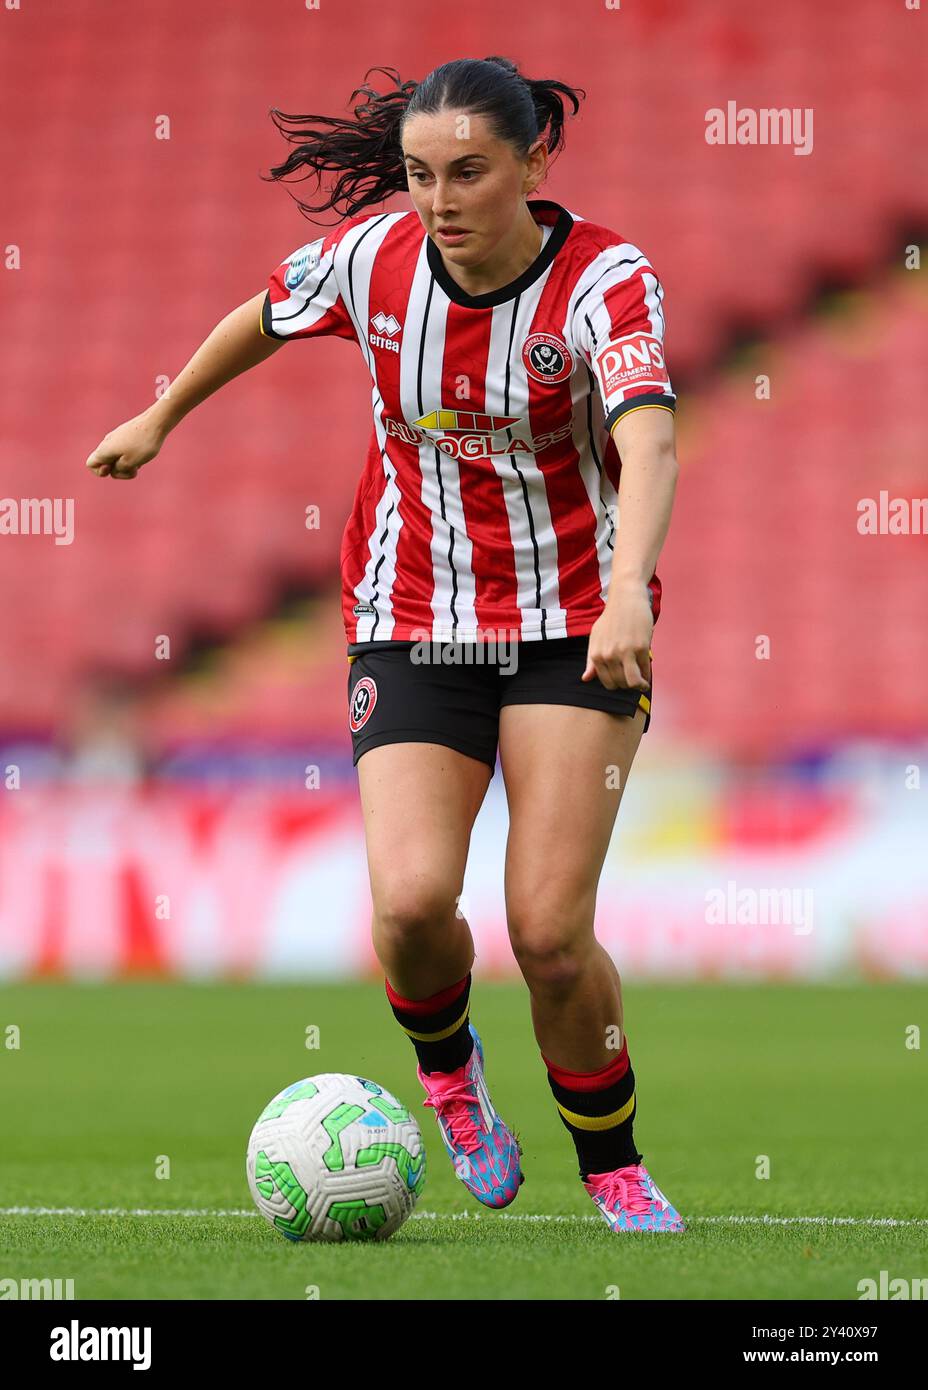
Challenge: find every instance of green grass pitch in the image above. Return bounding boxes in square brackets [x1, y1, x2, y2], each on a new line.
[0, 981, 925, 1300]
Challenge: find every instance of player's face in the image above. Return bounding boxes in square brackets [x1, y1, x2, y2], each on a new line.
[401, 110, 546, 266]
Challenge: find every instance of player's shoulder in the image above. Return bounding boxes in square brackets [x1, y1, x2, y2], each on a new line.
[562, 208, 656, 273]
[330, 206, 421, 252]
[285, 206, 419, 264]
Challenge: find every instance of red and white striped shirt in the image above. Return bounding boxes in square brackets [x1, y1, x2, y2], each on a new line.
[261, 199, 675, 646]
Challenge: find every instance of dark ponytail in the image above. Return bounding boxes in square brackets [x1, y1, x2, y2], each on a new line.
[263, 56, 585, 223]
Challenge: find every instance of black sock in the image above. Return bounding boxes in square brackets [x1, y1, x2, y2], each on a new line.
[543, 1038, 643, 1179]
[385, 972, 473, 1075]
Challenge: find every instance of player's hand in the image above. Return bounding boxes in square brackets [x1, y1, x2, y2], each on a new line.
[581, 584, 653, 690]
[85, 407, 167, 479]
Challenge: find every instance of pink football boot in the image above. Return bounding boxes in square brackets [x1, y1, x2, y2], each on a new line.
[583, 1162, 685, 1232]
[417, 1024, 523, 1208]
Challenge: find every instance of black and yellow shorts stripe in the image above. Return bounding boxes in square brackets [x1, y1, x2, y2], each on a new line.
[346, 635, 652, 770]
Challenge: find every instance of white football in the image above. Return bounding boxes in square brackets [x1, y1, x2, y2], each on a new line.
[246, 1074, 426, 1242]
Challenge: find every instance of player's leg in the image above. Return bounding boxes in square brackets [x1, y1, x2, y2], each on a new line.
[359, 740, 490, 1001]
[349, 647, 522, 1206]
[498, 686, 683, 1231]
[349, 643, 498, 1020]
[498, 700, 642, 1074]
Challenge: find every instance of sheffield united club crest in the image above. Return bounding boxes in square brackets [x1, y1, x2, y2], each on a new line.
[349, 676, 378, 732]
[521, 332, 573, 384]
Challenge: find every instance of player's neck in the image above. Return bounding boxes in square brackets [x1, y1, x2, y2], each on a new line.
[439, 206, 543, 298]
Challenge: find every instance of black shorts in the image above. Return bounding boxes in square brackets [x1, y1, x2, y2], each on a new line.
[346, 636, 652, 770]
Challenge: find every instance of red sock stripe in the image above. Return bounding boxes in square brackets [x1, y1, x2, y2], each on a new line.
[384, 973, 469, 1016]
[542, 1039, 630, 1091]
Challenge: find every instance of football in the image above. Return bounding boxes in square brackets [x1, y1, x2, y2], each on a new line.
[246, 1074, 426, 1242]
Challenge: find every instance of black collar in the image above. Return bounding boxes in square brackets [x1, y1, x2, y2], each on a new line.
[425, 199, 574, 309]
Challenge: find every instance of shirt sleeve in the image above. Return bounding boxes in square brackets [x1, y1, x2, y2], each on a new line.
[569, 244, 676, 434]
[260, 231, 357, 342]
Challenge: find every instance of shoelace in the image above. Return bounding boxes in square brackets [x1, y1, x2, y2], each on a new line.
[594, 1165, 655, 1216]
[422, 1075, 485, 1155]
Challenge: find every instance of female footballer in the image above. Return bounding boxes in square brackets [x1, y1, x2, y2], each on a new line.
[86, 56, 683, 1233]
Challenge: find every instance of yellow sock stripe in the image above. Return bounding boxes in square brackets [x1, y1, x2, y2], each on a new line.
[556, 1091, 635, 1131]
[398, 1003, 470, 1043]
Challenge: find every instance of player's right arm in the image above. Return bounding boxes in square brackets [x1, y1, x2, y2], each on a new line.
[85, 290, 284, 480]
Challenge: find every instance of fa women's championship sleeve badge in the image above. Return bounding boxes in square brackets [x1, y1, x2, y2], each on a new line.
[521, 332, 574, 384]
[284, 242, 321, 290]
[349, 677, 378, 732]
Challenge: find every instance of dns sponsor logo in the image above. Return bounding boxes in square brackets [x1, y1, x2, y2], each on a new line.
[595, 333, 669, 402]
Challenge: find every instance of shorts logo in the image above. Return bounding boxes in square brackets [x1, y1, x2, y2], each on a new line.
[352, 602, 376, 616]
[522, 333, 573, 384]
[349, 677, 378, 733]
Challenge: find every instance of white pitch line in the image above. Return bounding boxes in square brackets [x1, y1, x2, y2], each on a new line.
[1, 1207, 926, 1227]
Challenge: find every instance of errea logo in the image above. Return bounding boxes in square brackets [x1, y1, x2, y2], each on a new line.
[370, 312, 402, 353]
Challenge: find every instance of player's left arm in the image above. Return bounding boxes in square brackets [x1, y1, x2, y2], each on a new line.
[581, 404, 678, 691]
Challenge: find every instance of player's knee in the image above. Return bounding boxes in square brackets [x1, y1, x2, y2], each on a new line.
[508, 923, 591, 994]
[373, 881, 459, 944]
